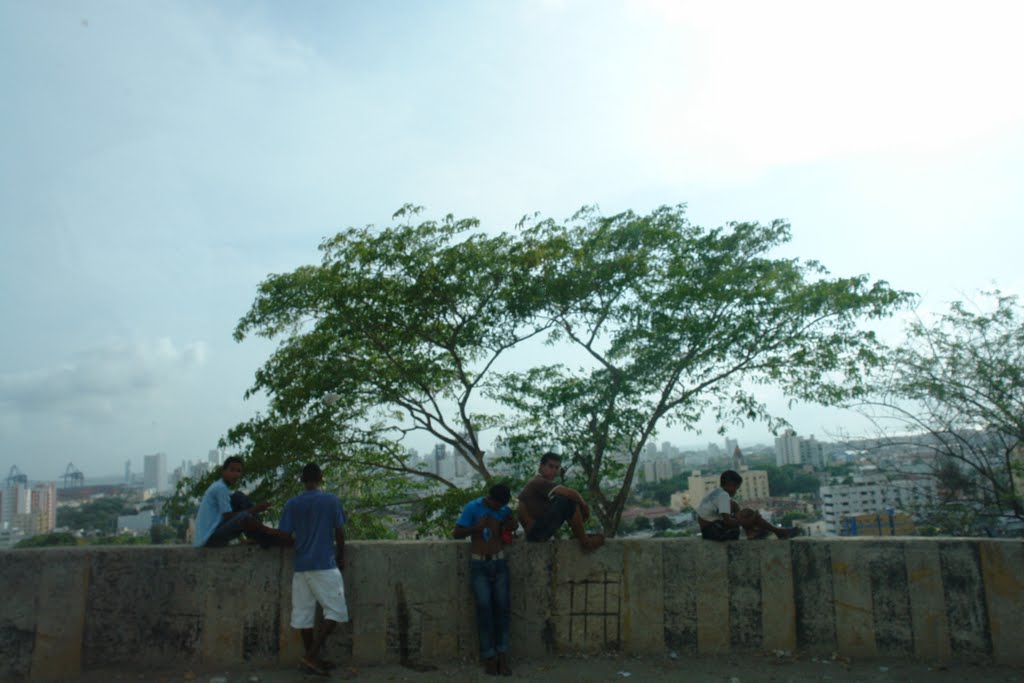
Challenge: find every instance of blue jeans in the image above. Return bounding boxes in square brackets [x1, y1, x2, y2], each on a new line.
[470, 558, 510, 659]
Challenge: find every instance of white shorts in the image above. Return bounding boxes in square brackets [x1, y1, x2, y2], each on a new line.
[290, 568, 349, 629]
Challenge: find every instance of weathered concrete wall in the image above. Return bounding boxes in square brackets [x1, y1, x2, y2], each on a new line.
[1, 538, 1021, 680]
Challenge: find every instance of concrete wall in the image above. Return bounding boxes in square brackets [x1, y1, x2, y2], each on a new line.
[1, 538, 1022, 681]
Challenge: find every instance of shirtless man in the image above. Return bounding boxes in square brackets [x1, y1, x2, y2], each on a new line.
[517, 452, 604, 551]
[454, 484, 518, 676]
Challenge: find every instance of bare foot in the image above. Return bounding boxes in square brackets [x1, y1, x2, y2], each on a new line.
[775, 527, 802, 539]
[579, 533, 605, 552]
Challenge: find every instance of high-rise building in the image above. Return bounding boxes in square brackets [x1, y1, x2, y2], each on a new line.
[29, 483, 56, 533]
[124, 460, 131, 483]
[775, 430, 802, 466]
[208, 449, 223, 467]
[688, 466, 770, 506]
[143, 452, 168, 493]
[0, 482, 29, 526]
[799, 435, 825, 468]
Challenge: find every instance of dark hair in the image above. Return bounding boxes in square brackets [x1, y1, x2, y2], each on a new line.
[539, 451, 562, 466]
[222, 456, 244, 470]
[720, 469, 743, 486]
[488, 483, 512, 505]
[301, 462, 323, 483]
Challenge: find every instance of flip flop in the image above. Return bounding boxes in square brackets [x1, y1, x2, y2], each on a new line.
[299, 657, 329, 677]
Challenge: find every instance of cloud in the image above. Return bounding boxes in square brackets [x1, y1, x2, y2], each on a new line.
[0, 338, 208, 417]
[630, 0, 1024, 183]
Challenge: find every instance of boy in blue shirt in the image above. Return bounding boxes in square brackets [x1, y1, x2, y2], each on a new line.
[193, 456, 286, 548]
[454, 484, 518, 676]
[278, 463, 348, 677]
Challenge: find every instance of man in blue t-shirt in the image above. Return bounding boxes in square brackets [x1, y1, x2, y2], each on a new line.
[193, 456, 286, 548]
[278, 462, 348, 676]
[454, 484, 518, 676]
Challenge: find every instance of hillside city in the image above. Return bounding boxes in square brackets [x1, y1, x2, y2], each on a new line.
[5, 427, 1019, 548]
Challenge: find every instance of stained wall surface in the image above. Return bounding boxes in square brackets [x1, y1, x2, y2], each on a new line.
[1, 538, 1021, 681]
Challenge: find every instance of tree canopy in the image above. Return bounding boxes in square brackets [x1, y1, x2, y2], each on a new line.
[862, 291, 1024, 535]
[183, 204, 910, 536]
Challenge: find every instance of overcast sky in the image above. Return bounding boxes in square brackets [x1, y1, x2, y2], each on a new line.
[2, 1, 1023, 481]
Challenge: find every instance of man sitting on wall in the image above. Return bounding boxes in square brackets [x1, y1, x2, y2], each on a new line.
[517, 452, 604, 551]
[193, 456, 289, 548]
[697, 469, 800, 541]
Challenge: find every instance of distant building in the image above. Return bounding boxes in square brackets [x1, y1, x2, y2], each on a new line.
[820, 474, 937, 535]
[731, 446, 745, 470]
[840, 511, 916, 537]
[117, 509, 155, 533]
[775, 431, 826, 468]
[669, 490, 690, 511]
[687, 466, 770, 506]
[642, 459, 675, 484]
[775, 430, 802, 466]
[29, 483, 56, 533]
[143, 453, 168, 493]
[1, 482, 30, 526]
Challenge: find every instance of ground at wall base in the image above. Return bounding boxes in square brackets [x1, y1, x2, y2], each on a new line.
[52, 653, 1023, 683]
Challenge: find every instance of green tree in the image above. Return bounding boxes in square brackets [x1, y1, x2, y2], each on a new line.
[632, 472, 689, 506]
[174, 206, 555, 535]
[632, 516, 652, 531]
[653, 515, 673, 531]
[191, 204, 908, 538]
[57, 497, 136, 534]
[763, 464, 821, 496]
[861, 291, 1024, 536]
[499, 205, 911, 534]
[149, 523, 178, 545]
[15, 532, 79, 548]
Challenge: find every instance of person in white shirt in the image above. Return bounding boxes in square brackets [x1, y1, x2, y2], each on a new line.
[696, 470, 799, 541]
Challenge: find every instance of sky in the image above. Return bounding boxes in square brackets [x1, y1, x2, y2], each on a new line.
[2, 0, 1023, 481]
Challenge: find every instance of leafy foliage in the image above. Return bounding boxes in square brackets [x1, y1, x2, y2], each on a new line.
[497, 205, 911, 534]
[762, 464, 821, 496]
[14, 532, 80, 548]
[177, 204, 908, 538]
[56, 497, 137, 534]
[862, 291, 1024, 535]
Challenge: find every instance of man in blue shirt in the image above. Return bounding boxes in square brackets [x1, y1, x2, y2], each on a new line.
[193, 456, 286, 548]
[278, 463, 348, 677]
[454, 484, 518, 676]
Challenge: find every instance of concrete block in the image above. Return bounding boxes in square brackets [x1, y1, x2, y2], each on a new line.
[791, 541, 836, 654]
[508, 540, 554, 658]
[978, 541, 1024, 665]
[662, 539, 699, 654]
[31, 550, 89, 680]
[695, 540, 729, 655]
[830, 541, 878, 658]
[550, 540, 625, 654]
[404, 542, 461, 661]
[868, 541, 913, 657]
[84, 547, 204, 669]
[760, 541, 796, 653]
[347, 541, 391, 664]
[904, 541, 952, 664]
[939, 541, 992, 658]
[201, 547, 249, 666]
[727, 542, 763, 651]
[621, 540, 663, 654]
[0, 550, 41, 681]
